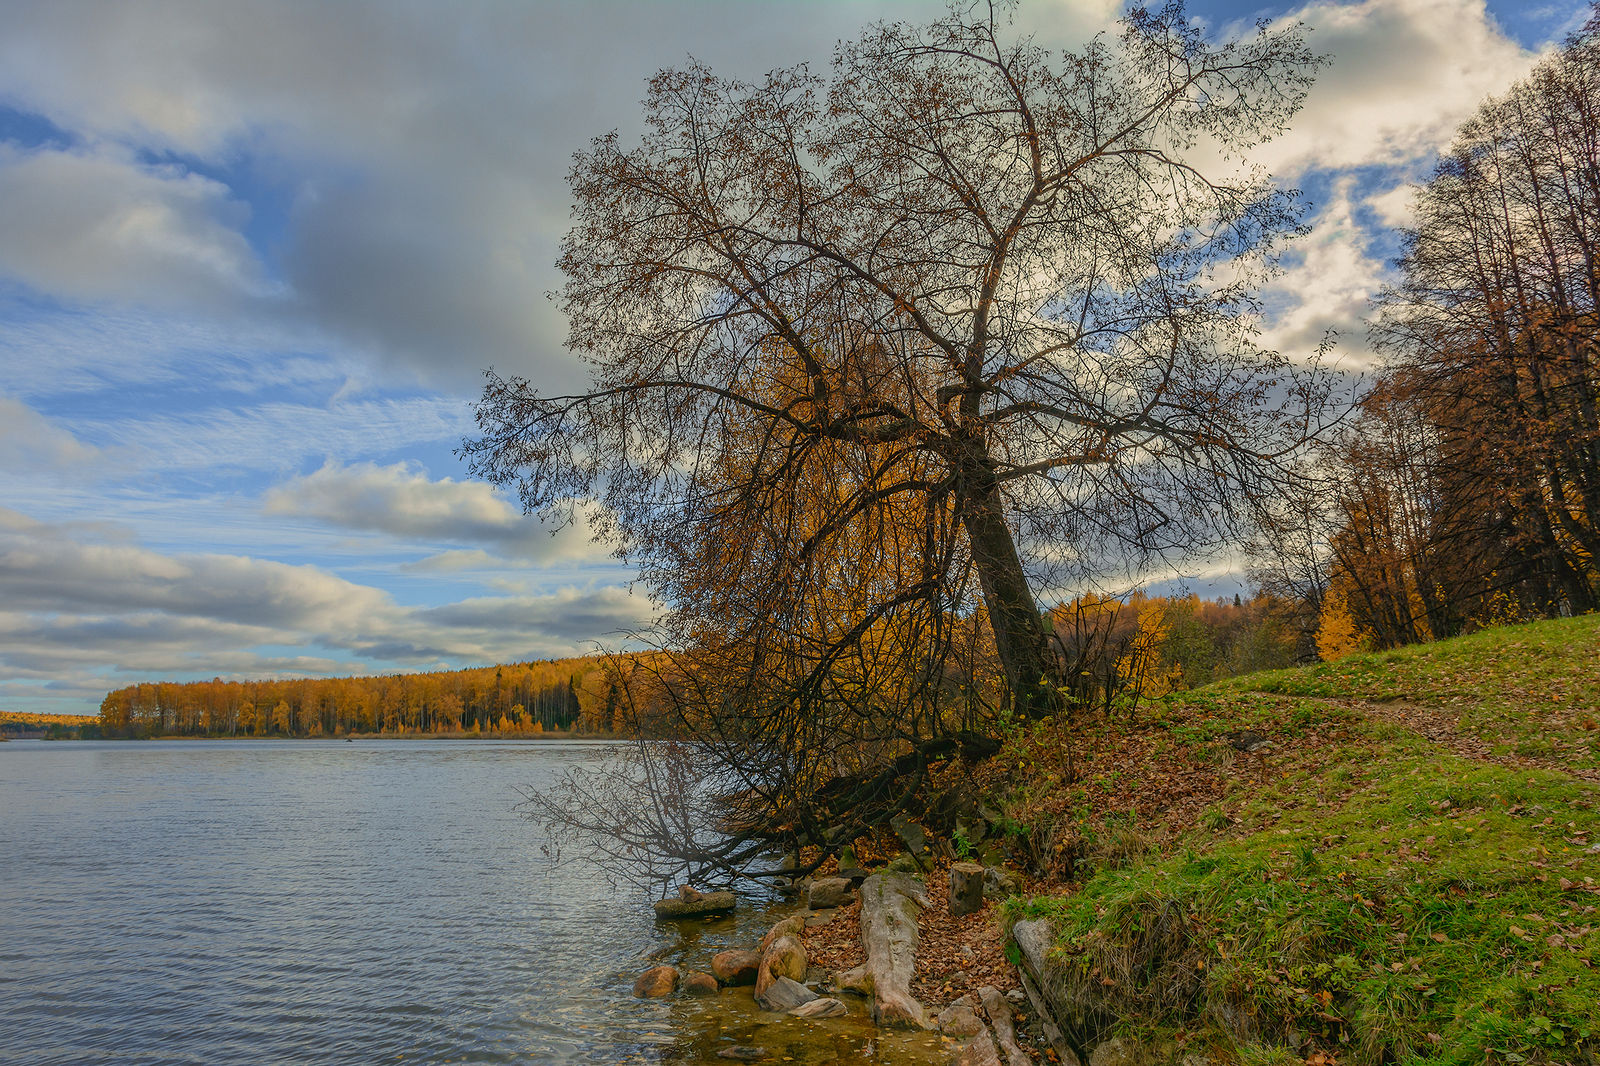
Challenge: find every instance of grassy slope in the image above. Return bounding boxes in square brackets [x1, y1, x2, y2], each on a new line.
[999, 614, 1600, 1066]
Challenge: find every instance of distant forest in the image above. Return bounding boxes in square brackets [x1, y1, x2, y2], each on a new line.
[97, 656, 622, 738]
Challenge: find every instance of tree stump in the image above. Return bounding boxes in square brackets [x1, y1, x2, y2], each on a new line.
[949, 862, 985, 916]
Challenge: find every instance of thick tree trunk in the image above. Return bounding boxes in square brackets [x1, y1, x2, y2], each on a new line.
[955, 459, 1054, 719]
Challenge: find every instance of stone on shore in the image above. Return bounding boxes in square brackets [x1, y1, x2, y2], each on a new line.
[890, 813, 927, 855]
[758, 916, 806, 955]
[949, 862, 986, 916]
[754, 933, 807, 1001]
[711, 949, 761, 986]
[807, 876, 856, 909]
[937, 994, 987, 1037]
[789, 996, 848, 1019]
[632, 965, 679, 998]
[682, 970, 720, 996]
[983, 865, 1020, 900]
[854, 871, 933, 1029]
[652, 890, 736, 919]
[756, 975, 817, 1012]
[978, 984, 1035, 1066]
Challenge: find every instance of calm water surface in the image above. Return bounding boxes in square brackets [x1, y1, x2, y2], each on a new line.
[0, 739, 948, 1065]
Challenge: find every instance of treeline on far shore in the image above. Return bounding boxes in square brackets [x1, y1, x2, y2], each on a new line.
[1, 711, 102, 740]
[96, 655, 625, 739]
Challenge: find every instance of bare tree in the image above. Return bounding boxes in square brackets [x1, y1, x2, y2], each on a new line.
[466, 1, 1333, 883]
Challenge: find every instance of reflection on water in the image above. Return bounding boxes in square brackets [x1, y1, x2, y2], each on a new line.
[0, 739, 947, 1065]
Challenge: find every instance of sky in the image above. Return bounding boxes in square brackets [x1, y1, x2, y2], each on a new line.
[0, 0, 1588, 716]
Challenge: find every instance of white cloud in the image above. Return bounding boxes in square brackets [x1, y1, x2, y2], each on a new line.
[261, 460, 607, 564]
[0, 144, 271, 308]
[1259, 178, 1389, 365]
[1257, 0, 1543, 176]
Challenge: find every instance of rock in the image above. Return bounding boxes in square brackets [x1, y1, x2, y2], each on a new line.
[759, 915, 806, 955]
[711, 948, 761, 986]
[890, 812, 927, 855]
[653, 890, 736, 919]
[789, 997, 848, 1018]
[807, 876, 857, 909]
[837, 844, 859, 869]
[956, 813, 989, 846]
[755, 934, 807, 1002]
[938, 995, 986, 1037]
[805, 909, 837, 927]
[957, 1032, 1004, 1066]
[632, 965, 679, 998]
[678, 884, 705, 902]
[983, 865, 1020, 900]
[836, 963, 873, 995]
[886, 852, 920, 873]
[1089, 1038, 1145, 1066]
[716, 1047, 767, 1061]
[978, 984, 1034, 1066]
[949, 862, 986, 916]
[856, 871, 933, 1029]
[682, 970, 719, 996]
[756, 975, 817, 1012]
[640, 940, 677, 961]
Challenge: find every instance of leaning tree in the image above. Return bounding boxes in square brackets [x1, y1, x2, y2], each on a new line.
[466, 1, 1332, 884]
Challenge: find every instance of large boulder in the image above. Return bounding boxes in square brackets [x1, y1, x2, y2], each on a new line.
[711, 949, 761, 986]
[758, 915, 806, 955]
[890, 813, 927, 855]
[653, 889, 736, 920]
[632, 965, 679, 998]
[754, 933, 807, 1002]
[807, 876, 857, 910]
[849, 871, 933, 1029]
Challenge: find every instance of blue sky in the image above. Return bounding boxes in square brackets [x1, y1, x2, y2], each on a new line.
[0, 0, 1587, 715]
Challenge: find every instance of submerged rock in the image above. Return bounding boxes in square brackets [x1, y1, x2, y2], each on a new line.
[632, 964, 679, 998]
[716, 1047, 767, 1061]
[682, 970, 719, 996]
[711, 948, 760, 986]
[652, 890, 736, 919]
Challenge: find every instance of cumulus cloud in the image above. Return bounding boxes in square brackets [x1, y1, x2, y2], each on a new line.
[1257, 0, 1542, 176]
[1259, 178, 1389, 366]
[261, 460, 607, 564]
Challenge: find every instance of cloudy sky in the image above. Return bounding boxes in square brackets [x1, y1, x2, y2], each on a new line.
[0, 0, 1585, 715]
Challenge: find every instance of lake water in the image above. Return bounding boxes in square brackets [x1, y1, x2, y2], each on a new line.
[0, 739, 950, 1065]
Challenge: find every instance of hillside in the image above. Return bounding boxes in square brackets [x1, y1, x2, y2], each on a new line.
[959, 614, 1599, 1066]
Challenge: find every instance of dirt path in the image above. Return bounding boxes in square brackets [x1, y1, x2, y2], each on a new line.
[1323, 696, 1600, 784]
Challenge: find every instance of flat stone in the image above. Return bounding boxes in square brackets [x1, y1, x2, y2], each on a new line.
[789, 996, 848, 1018]
[716, 1048, 768, 1061]
[807, 876, 857, 909]
[756, 975, 817, 1012]
[682, 970, 719, 996]
[805, 909, 837, 927]
[711, 948, 761, 986]
[632, 964, 678, 998]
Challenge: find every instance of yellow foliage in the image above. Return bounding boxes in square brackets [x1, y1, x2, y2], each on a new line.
[1316, 589, 1364, 662]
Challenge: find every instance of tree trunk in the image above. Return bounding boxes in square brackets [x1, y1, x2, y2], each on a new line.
[955, 459, 1053, 718]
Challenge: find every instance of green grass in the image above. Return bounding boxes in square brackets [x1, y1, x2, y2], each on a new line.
[1222, 613, 1600, 775]
[1003, 615, 1600, 1066]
